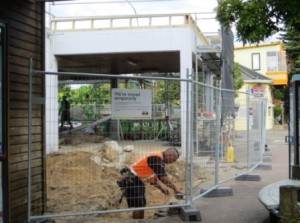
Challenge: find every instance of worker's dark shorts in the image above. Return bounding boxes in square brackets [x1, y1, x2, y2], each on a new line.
[124, 174, 146, 208]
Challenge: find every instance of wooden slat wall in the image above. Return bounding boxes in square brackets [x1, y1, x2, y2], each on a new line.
[0, 0, 45, 222]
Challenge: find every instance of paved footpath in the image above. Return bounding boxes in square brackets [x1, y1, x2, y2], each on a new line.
[142, 129, 289, 223]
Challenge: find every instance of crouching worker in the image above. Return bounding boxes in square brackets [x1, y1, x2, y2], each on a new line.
[117, 147, 184, 219]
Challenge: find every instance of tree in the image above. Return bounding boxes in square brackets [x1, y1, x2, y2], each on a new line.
[273, 88, 284, 101]
[58, 85, 72, 101]
[216, 0, 300, 44]
[154, 80, 180, 105]
[234, 63, 243, 93]
[280, 27, 300, 118]
[283, 27, 300, 78]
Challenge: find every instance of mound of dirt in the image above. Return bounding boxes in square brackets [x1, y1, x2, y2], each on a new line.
[60, 134, 106, 145]
[46, 142, 187, 220]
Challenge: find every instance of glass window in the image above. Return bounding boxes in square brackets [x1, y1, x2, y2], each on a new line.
[266, 51, 278, 71]
[252, 53, 260, 70]
[266, 51, 287, 72]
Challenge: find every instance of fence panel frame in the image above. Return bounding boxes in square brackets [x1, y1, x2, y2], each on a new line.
[27, 66, 267, 222]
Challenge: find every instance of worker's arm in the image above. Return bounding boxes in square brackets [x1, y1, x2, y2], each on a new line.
[148, 156, 183, 195]
[150, 180, 169, 195]
[159, 175, 183, 194]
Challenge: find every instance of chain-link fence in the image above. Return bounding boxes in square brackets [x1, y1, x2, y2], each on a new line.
[28, 70, 266, 222]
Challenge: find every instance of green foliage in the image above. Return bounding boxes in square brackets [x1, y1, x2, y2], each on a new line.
[273, 106, 282, 117]
[59, 80, 180, 121]
[58, 83, 111, 121]
[154, 80, 180, 105]
[234, 63, 244, 92]
[59, 83, 111, 105]
[58, 85, 71, 101]
[216, 0, 300, 44]
[273, 88, 285, 101]
[279, 27, 300, 113]
[283, 27, 300, 79]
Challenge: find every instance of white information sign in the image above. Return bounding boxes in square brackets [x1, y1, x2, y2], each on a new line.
[111, 89, 152, 119]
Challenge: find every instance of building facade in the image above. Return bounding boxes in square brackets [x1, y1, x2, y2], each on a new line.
[0, 1, 46, 222]
[235, 65, 274, 130]
[234, 42, 287, 86]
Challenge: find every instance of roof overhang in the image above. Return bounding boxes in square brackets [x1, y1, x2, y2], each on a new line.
[56, 51, 181, 77]
[244, 80, 273, 84]
[55, 49, 221, 81]
[196, 46, 221, 76]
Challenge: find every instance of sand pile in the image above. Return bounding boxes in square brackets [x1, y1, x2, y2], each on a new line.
[46, 141, 186, 220]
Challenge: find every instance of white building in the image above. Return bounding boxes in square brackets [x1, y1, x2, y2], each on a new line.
[45, 14, 222, 153]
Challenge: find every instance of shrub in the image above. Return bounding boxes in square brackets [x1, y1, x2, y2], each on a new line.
[274, 106, 283, 118]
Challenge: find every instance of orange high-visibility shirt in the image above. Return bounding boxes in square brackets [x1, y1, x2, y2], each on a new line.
[130, 151, 164, 184]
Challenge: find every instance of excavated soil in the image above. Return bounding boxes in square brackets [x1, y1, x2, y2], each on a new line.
[46, 135, 188, 222]
[45, 134, 244, 222]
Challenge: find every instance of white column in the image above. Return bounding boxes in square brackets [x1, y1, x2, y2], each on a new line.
[180, 43, 193, 158]
[45, 29, 59, 154]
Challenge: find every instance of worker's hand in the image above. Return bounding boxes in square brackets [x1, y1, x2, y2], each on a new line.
[175, 191, 184, 200]
[174, 188, 184, 199]
[174, 188, 183, 194]
[160, 187, 170, 195]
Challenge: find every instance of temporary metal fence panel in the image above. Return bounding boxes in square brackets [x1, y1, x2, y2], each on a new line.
[231, 91, 250, 179]
[189, 82, 266, 201]
[248, 94, 266, 169]
[218, 90, 265, 184]
[29, 70, 192, 222]
[190, 81, 220, 199]
[28, 68, 266, 222]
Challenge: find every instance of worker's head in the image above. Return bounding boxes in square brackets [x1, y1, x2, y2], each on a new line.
[163, 147, 180, 164]
[63, 96, 67, 99]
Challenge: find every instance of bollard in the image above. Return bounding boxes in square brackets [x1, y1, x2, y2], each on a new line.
[292, 165, 300, 180]
[279, 185, 299, 220]
[226, 140, 234, 163]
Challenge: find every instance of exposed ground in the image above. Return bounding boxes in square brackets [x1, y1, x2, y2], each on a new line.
[46, 134, 189, 222]
[45, 134, 246, 223]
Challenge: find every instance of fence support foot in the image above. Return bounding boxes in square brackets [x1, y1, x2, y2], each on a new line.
[263, 151, 272, 162]
[257, 163, 272, 170]
[201, 187, 233, 197]
[28, 218, 54, 223]
[235, 174, 261, 181]
[179, 205, 201, 222]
